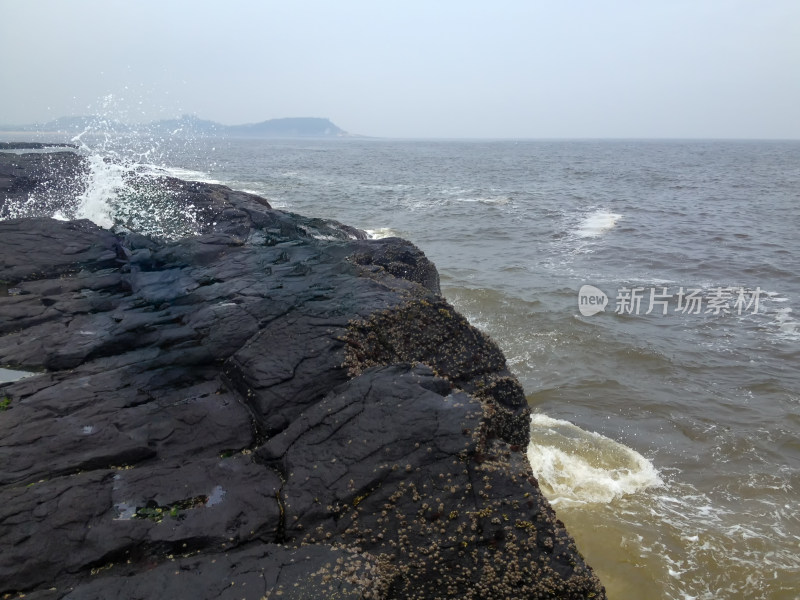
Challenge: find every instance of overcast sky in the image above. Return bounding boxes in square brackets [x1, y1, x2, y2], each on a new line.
[1, 0, 798, 139]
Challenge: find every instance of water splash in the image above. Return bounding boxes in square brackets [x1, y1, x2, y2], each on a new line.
[526, 413, 662, 506]
[2, 94, 218, 240]
[67, 153, 124, 228]
[366, 227, 401, 239]
[575, 209, 622, 238]
[62, 149, 201, 239]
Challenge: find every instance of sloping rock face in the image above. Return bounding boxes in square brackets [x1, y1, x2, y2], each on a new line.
[0, 149, 88, 218]
[0, 148, 606, 599]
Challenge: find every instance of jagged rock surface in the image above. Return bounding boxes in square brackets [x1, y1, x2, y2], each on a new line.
[0, 148, 606, 599]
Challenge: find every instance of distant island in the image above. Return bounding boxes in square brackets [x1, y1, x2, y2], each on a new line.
[0, 115, 351, 138]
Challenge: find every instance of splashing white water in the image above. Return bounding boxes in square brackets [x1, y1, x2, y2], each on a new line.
[527, 413, 662, 506]
[155, 166, 221, 185]
[0, 100, 209, 239]
[50, 146, 201, 239]
[366, 227, 400, 239]
[68, 153, 126, 228]
[575, 210, 622, 237]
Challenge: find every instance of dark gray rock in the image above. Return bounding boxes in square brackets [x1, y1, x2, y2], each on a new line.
[0, 142, 78, 150]
[0, 150, 88, 217]
[57, 545, 392, 600]
[0, 150, 605, 599]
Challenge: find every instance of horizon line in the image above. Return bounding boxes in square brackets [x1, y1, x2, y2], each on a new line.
[1, 131, 798, 143]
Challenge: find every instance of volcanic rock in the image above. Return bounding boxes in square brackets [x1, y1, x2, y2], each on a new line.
[0, 149, 606, 599]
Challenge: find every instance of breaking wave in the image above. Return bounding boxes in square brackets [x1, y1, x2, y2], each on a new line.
[574, 209, 622, 238]
[526, 413, 662, 506]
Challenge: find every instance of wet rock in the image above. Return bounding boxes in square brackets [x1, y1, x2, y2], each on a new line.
[0, 150, 88, 217]
[0, 142, 78, 150]
[0, 150, 605, 599]
[58, 545, 393, 600]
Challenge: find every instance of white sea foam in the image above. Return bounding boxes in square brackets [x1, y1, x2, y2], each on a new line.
[455, 195, 512, 206]
[526, 414, 662, 506]
[158, 166, 221, 184]
[366, 227, 400, 239]
[574, 210, 622, 238]
[629, 477, 800, 600]
[772, 307, 798, 338]
[71, 153, 126, 228]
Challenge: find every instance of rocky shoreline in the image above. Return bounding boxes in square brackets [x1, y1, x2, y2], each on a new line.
[0, 147, 606, 599]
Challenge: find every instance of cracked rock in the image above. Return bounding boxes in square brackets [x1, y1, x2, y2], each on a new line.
[0, 149, 605, 599]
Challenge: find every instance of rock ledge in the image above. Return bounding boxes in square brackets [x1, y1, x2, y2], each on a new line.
[0, 149, 605, 599]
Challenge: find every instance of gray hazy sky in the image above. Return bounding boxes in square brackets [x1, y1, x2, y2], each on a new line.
[1, 0, 798, 139]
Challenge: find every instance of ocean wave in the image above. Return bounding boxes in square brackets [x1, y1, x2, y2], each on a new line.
[640, 475, 800, 599]
[772, 306, 799, 338]
[454, 195, 513, 206]
[156, 165, 222, 184]
[544, 456, 800, 599]
[526, 413, 662, 506]
[366, 227, 400, 239]
[574, 209, 622, 238]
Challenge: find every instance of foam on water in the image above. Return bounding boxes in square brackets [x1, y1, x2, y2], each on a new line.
[454, 195, 513, 206]
[366, 227, 401, 239]
[622, 476, 800, 600]
[772, 307, 798, 338]
[526, 410, 800, 598]
[574, 209, 622, 238]
[526, 413, 662, 506]
[157, 165, 222, 185]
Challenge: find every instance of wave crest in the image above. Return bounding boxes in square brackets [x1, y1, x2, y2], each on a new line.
[575, 210, 621, 237]
[527, 414, 662, 506]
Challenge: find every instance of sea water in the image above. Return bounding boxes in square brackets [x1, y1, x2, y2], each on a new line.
[2, 134, 798, 599]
